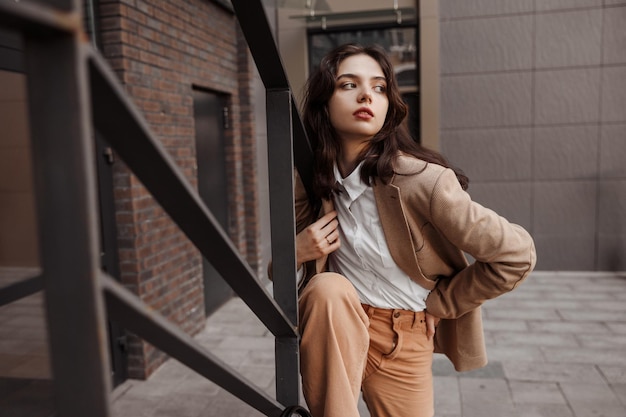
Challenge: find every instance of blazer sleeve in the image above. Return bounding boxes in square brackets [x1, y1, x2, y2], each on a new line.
[267, 170, 316, 282]
[294, 170, 315, 235]
[425, 168, 536, 319]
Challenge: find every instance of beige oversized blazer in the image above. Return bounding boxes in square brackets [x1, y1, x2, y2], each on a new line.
[295, 153, 537, 372]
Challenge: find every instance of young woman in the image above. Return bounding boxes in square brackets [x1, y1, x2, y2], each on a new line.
[293, 44, 536, 417]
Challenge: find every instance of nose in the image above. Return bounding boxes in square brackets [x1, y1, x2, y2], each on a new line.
[358, 90, 372, 103]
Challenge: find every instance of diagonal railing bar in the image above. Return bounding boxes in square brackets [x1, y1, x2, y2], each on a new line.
[230, 0, 316, 203]
[229, 1, 287, 90]
[100, 273, 285, 417]
[0, 0, 82, 37]
[0, 275, 43, 308]
[87, 49, 296, 339]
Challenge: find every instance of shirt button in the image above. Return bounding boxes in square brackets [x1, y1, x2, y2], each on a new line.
[393, 312, 400, 318]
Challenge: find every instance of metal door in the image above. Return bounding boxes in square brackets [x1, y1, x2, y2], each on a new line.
[192, 89, 233, 315]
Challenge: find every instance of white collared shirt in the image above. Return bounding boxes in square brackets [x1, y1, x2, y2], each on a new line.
[329, 163, 430, 311]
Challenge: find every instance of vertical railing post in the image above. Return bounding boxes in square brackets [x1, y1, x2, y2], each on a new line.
[230, 0, 312, 408]
[267, 89, 300, 406]
[24, 1, 112, 416]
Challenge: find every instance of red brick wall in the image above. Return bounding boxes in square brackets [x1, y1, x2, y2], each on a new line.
[98, 0, 259, 379]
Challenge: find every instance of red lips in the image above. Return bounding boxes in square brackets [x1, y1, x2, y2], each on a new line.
[353, 107, 374, 119]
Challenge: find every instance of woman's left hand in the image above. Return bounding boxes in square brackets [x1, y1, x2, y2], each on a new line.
[424, 310, 440, 341]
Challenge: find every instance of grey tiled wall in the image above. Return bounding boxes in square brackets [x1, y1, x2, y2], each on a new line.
[439, 1, 626, 270]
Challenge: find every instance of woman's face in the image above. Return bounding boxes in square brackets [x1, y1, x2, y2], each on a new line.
[327, 54, 389, 149]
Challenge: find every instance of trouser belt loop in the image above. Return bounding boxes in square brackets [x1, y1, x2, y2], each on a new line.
[412, 310, 425, 329]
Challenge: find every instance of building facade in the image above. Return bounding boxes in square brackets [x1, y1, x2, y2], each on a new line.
[437, 0, 626, 271]
[275, 0, 626, 271]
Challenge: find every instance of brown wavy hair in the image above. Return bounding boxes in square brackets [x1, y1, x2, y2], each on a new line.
[302, 43, 468, 199]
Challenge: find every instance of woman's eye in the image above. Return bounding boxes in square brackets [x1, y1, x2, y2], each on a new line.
[373, 85, 387, 93]
[341, 82, 356, 89]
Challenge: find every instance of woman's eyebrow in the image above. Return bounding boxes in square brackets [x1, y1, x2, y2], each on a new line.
[336, 73, 357, 80]
[336, 73, 387, 82]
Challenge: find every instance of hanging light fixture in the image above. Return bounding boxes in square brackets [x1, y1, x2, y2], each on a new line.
[290, 0, 414, 29]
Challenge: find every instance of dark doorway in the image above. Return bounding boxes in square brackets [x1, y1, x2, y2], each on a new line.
[192, 89, 234, 315]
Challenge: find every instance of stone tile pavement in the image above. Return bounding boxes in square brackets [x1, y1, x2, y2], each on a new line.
[110, 271, 626, 417]
[433, 271, 626, 417]
[2, 268, 624, 416]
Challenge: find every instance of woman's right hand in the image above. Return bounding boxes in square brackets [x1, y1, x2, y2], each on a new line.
[296, 210, 341, 266]
[424, 310, 441, 342]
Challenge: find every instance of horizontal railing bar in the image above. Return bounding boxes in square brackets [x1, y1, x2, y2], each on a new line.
[0, 275, 43, 307]
[0, 1, 82, 37]
[101, 273, 285, 417]
[87, 49, 296, 339]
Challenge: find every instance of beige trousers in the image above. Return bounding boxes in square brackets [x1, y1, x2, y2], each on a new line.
[299, 272, 434, 417]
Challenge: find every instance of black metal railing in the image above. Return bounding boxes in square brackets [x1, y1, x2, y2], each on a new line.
[0, 0, 313, 415]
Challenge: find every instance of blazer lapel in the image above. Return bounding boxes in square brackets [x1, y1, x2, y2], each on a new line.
[373, 182, 436, 290]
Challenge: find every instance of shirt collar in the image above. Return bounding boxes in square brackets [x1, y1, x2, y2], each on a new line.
[333, 161, 368, 203]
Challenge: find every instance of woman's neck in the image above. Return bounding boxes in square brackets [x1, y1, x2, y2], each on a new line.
[337, 140, 369, 178]
[337, 143, 366, 178]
